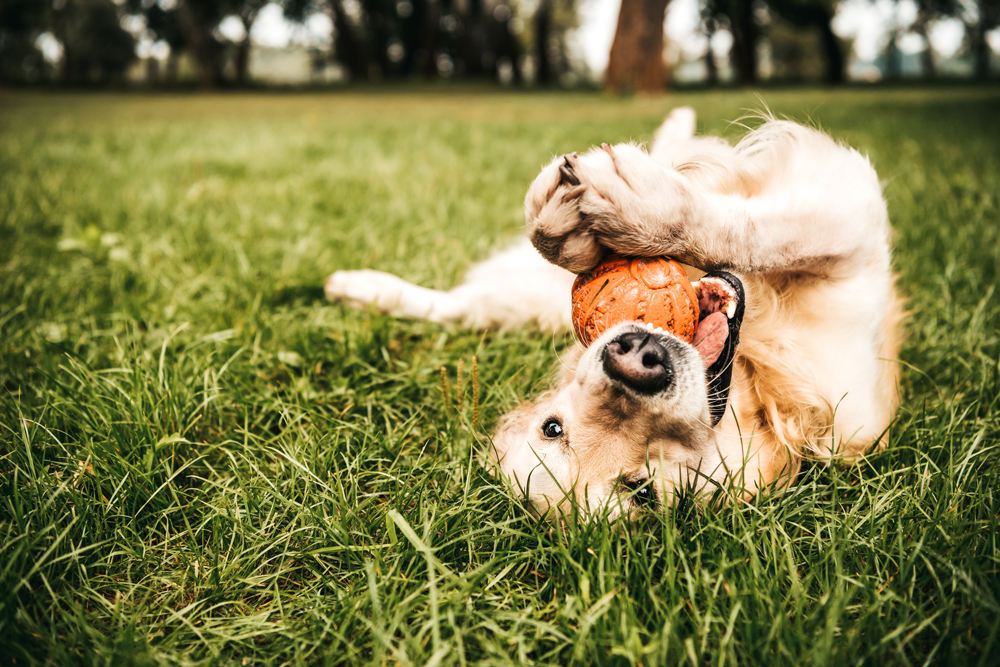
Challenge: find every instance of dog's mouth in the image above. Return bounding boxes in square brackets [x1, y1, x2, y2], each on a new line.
[599, 272, 745, 425]
[694, 271, 745, 425]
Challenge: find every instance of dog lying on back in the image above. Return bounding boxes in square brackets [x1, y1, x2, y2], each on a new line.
[326, 108, 904, 518]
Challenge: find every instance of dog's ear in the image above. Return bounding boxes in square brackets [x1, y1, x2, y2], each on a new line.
[697, 271, 745, 426]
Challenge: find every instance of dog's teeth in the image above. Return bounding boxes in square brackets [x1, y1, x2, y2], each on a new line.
[698, 276, 738, 318]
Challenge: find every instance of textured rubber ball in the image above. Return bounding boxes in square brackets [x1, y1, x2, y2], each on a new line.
[571, 255, 700, 347]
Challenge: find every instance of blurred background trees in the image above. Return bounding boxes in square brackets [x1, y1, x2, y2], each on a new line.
[1, 0, 135, 84]
[963, 0, 999, 78]
[275, 0, 564, 84]
[0, 0, 996, 89]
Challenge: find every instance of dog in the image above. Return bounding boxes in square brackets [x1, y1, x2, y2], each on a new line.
[325, 107, 904, 519]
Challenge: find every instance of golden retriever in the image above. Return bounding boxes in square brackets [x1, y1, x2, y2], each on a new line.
[325, 108, 904, 519]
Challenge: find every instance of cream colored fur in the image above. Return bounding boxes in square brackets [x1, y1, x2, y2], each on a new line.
[326, 108, 903, 519]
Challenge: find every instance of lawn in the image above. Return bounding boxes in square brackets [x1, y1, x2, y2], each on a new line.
[1, 86, 999, 666]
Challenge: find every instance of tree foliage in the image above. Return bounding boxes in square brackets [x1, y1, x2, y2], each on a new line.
[123, 0, 266, 89]
[695, 0, 969, 85]
[279, 0, 577, 84]
[0, 0, 135, 84]
[765, 0, 844, 82]
[0, 0, 48, 83]
[961, 0, 1000, 78]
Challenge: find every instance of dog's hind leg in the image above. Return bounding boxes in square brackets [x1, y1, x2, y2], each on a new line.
[648, 107, 737, 168]
[325, 269, 465, 323]
[326, 238, 575, 331]
[649, 107, 696, 160]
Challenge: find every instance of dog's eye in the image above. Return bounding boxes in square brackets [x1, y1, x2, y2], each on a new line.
[622, 478, 657, 509]
[541, 418, 563, 439]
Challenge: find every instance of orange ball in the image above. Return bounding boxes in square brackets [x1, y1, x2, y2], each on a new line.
[571, 256, 700, 347]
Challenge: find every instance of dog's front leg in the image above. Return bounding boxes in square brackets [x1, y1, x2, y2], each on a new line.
[526, 126, 889, 276]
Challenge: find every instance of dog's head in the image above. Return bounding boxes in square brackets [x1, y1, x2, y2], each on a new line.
[490, 271, 745, 519]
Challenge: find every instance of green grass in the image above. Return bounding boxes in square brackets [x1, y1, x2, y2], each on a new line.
[1, 86, 999, 666]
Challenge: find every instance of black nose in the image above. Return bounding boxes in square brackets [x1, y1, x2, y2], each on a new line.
[602, 332, 673, 394]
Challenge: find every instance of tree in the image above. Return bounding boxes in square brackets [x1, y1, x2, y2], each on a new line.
[531, 0, 580, 86]
[139, 1, 187, 82]
[50, 0, 136, 84]
[699, 0, 723, 85]
[281, 0, 536, 84]
[330, 0, 371, 80]
[234, 0, 268, 84]
[126, 0, 269, 89]
[0, 0, 48, 83]
[535, 0, 554, 85]
[767, 0, 844, 83]
[961, 0, 1000, 79]
[910, 0, 956, 77]
[0, 0, 135, 85]
[173, 0, 226, 88]
[605, 0, 672, 93]
[715, 0, 759, 85]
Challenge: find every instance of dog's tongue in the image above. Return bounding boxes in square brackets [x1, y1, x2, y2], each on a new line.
[693, 312, 729, 368]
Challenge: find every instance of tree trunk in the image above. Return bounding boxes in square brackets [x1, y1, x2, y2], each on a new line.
[914, 21, 935, 78]
[330, 0, 369, 82]
[765, 0, 845, 84]
[418, 0, 442, 79]
[145, 55, 160, 84]
[493, 17, 523, 84]
[176, 0, 221, 89]
[368, 10, 392, 80]
[704, 18, 718, 86]
[166, 53, 179, 83]
[235, 39, 251, 84]
[884, 29, 901, 80]
[605, 0, 671, 94]
[534, 0, 553, 86]
[50, 5, 74, 84]
[453, 0, 483, 78]
[816, 8, 846, 84]
[235, 6, 262, 85]
[726, 0, 758, 86]
[510, 24, 524, 84]
[970, 24, 990, 80]
[970, 0, 1000, 80]
[819, 16, 845, 83]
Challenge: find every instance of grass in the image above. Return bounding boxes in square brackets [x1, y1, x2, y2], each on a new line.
[1, 86, 999, 666]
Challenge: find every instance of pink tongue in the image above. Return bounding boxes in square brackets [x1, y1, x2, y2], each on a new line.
[693, 312, 729, 368]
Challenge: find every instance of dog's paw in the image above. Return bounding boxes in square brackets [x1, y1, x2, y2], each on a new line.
[525, 143, 684, 272]
[524, 152, 601, 273]
[324, 269, 409, 312]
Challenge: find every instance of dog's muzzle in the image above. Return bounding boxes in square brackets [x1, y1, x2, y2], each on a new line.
[602, 331, 674, 394]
